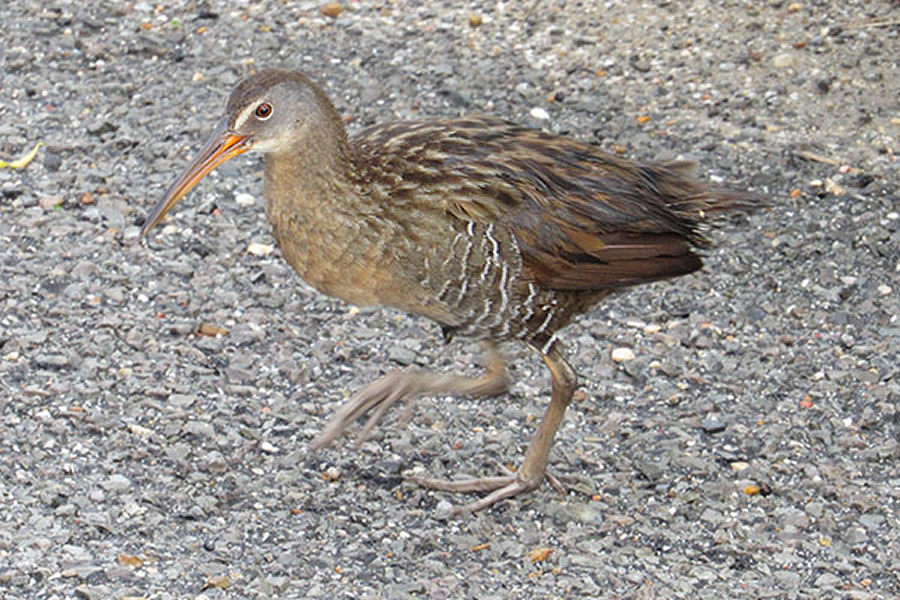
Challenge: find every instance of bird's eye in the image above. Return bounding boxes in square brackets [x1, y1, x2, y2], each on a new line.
[255, 103, 273, 120]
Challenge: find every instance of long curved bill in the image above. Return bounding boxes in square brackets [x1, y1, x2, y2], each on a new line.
[141, 118, 252, 236]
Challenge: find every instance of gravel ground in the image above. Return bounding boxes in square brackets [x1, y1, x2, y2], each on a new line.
[1, 1, 898, 598]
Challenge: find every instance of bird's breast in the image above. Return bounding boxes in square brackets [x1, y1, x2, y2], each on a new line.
[265, 203, 388, 306]
[262, 164, 388, 306]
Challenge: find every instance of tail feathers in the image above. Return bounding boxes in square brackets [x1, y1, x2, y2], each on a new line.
[691, 187, 767, 214]
[651, 160, 767, 216]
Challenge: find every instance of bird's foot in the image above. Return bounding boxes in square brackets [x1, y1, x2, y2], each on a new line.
[407, 463, 566, 514]
[309, 370, 417, 451]
[309, 345, 509, 452]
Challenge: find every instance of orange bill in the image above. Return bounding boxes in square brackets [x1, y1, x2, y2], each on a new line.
[141, 118, 251, 236]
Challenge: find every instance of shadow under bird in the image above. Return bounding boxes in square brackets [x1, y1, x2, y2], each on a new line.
[143, 69, 760, 514]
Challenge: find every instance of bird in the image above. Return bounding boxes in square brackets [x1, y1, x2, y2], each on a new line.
[142, 68, 760, 514]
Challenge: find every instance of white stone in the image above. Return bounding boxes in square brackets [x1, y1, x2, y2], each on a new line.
[611, 347, 635, 362]
[247, 242, 274, 255]
[772, 53, 794, 68]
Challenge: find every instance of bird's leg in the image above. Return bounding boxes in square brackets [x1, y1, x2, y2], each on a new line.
[409, 344, 577, 514]
[309, 341, 508, 451]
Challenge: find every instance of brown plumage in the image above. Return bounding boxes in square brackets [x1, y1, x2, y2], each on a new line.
[143, 69, 760, 513]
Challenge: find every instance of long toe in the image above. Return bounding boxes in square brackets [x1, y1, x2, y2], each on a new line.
[407, 469, 546, 514]
[451, 478, 541, 514]
[407, 475, 517, 494]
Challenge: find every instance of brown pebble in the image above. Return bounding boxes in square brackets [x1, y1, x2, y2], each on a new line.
[197, 322, 229, 337]
[321, 3, 343, 17]
[526, 547, 553, 563]
[469, 13, 483, 27]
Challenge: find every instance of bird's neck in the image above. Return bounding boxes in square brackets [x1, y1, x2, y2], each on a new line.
[263, 112, 361, 218]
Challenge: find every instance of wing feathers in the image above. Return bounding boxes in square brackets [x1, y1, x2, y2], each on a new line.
[354, 116, 761, 293]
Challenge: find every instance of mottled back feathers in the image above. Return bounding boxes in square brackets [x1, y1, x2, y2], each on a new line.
[351, 116, 757, 291]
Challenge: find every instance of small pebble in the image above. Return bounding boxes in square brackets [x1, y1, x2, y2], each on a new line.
[102, 474, 132, 494]
[321, 3, 343, 17]
[434, 500, 455, 518]
[35, 354, 70, 368]
[39, 195, 64, 210]
[235, 193, 255, 205]
[44, 151, 62, 172]
[611, 347, 635, 362]
[247, 242, 274, 255]
[388, 345, 416, 365]
[529, 107, 550, 120]
[321, 466, 341, 481]
[772, 53, 795, 68]
[877, 284, 891, 296]
[701, 419, 727, 434]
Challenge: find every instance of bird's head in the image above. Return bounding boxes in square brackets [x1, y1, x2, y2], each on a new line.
[141, 69, 332, 236]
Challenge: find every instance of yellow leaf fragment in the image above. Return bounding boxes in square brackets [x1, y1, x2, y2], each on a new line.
[0, 142, 44, 169]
